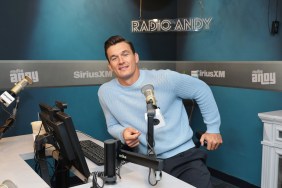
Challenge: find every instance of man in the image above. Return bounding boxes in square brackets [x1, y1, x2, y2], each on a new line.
[98, 35, 223, 187]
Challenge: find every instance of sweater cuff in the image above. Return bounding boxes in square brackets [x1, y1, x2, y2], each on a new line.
[206, 126, 220, 134]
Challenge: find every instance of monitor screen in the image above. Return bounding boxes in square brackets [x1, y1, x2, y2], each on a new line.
[38, 102, 90, 183]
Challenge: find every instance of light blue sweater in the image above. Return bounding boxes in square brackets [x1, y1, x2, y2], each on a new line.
[98, 69, 220, 159]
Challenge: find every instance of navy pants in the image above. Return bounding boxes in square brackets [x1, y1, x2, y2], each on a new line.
[163, 147, 213, 188]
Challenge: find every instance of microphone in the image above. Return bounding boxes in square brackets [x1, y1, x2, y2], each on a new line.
[0, 180, 17, 188]
[0, 76, 33, 107]
[141, 84, 157, 107]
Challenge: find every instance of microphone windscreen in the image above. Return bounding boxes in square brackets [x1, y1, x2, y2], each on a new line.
[0, 180, 17, 188]
[141, 84, 157, 106]
[11, 76, 33, 95]
[141, 84, 154, 94]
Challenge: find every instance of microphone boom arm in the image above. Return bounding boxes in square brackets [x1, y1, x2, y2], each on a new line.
[0, 76, 32, 138]
[146, 102, 156, 156]
[117, 147, 163, 171]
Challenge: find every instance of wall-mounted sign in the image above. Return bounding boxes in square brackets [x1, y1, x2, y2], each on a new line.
[1, 61, 281, 91]
[0, 61, 175, 89]
[131, 18, 212, 33]
[176, 61, 281, 91]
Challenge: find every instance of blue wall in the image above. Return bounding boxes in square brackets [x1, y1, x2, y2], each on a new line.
[177, 0, 282, 186]
[0, 0, 177, 142]
[177, 0, 282, 60]
[1, 0, 282, 186]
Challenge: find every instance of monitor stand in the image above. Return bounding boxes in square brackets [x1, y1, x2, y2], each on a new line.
[34, 134, 81, 188]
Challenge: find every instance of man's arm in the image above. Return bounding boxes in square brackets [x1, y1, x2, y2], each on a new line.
[173, 72, 223, 150]
[98, 92, 141, 146]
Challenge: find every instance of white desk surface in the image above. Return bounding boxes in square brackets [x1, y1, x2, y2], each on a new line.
[0, 132, 194, 188]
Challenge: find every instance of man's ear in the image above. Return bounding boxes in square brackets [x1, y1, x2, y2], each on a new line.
[135, 53, 139, 64]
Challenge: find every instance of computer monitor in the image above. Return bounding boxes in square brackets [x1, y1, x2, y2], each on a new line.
[38, 102, 90, 184]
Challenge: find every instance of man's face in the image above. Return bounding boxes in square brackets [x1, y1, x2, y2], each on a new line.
[106, 42, 140, 86]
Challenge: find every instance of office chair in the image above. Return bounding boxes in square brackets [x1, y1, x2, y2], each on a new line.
[183, 99, 205, 148]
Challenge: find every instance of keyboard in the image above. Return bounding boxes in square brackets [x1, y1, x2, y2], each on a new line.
[79, 140, 104, 166]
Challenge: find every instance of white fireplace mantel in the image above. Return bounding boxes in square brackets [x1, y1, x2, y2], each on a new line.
[259, 110, 282, 188]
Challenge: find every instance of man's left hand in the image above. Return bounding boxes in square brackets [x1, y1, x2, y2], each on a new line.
[200, 133, 223, 150]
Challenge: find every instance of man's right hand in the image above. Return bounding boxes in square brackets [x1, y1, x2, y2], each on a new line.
[123, 127, 141, 148]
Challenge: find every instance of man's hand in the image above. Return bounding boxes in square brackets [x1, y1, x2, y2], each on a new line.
[123, 127, 141, 148]
[200, 133, 223, 150]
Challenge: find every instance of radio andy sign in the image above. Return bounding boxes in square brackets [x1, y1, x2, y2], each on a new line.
[131, 18, 213, 32]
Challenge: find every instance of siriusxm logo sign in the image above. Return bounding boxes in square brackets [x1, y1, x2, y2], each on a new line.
[199, 70, 225, 78]
[183, 70, 225, 78]
[10, 69, 39, 83]
[252, 70, 276, 85]
[74, 70, 112, 79]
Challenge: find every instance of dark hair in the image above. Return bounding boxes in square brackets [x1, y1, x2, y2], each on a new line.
[104, 35, 136, 61]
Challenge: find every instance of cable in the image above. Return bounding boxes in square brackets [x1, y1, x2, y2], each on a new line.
[146, 141, 156, 157]
[33, 146, 55, 188]
[198, 0, 205, 18]
[1, 103, 12, 116]
[268, 0, 280, 35]
[91, 171, 104, 188]
[139, 0, 142, 20]
[145, 132, 160, 186]
[33, 122, 45, 141]
[268, 0, 272, 33]
[116, 160, 127, 179]
[189, 100, 195, 124]
[148, 168, 160, 186]
[0, 97, 20, 139]
[275, 0, 279, 20]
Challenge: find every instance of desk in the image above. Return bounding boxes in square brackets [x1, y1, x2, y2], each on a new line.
[0, 132, 194, 188]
